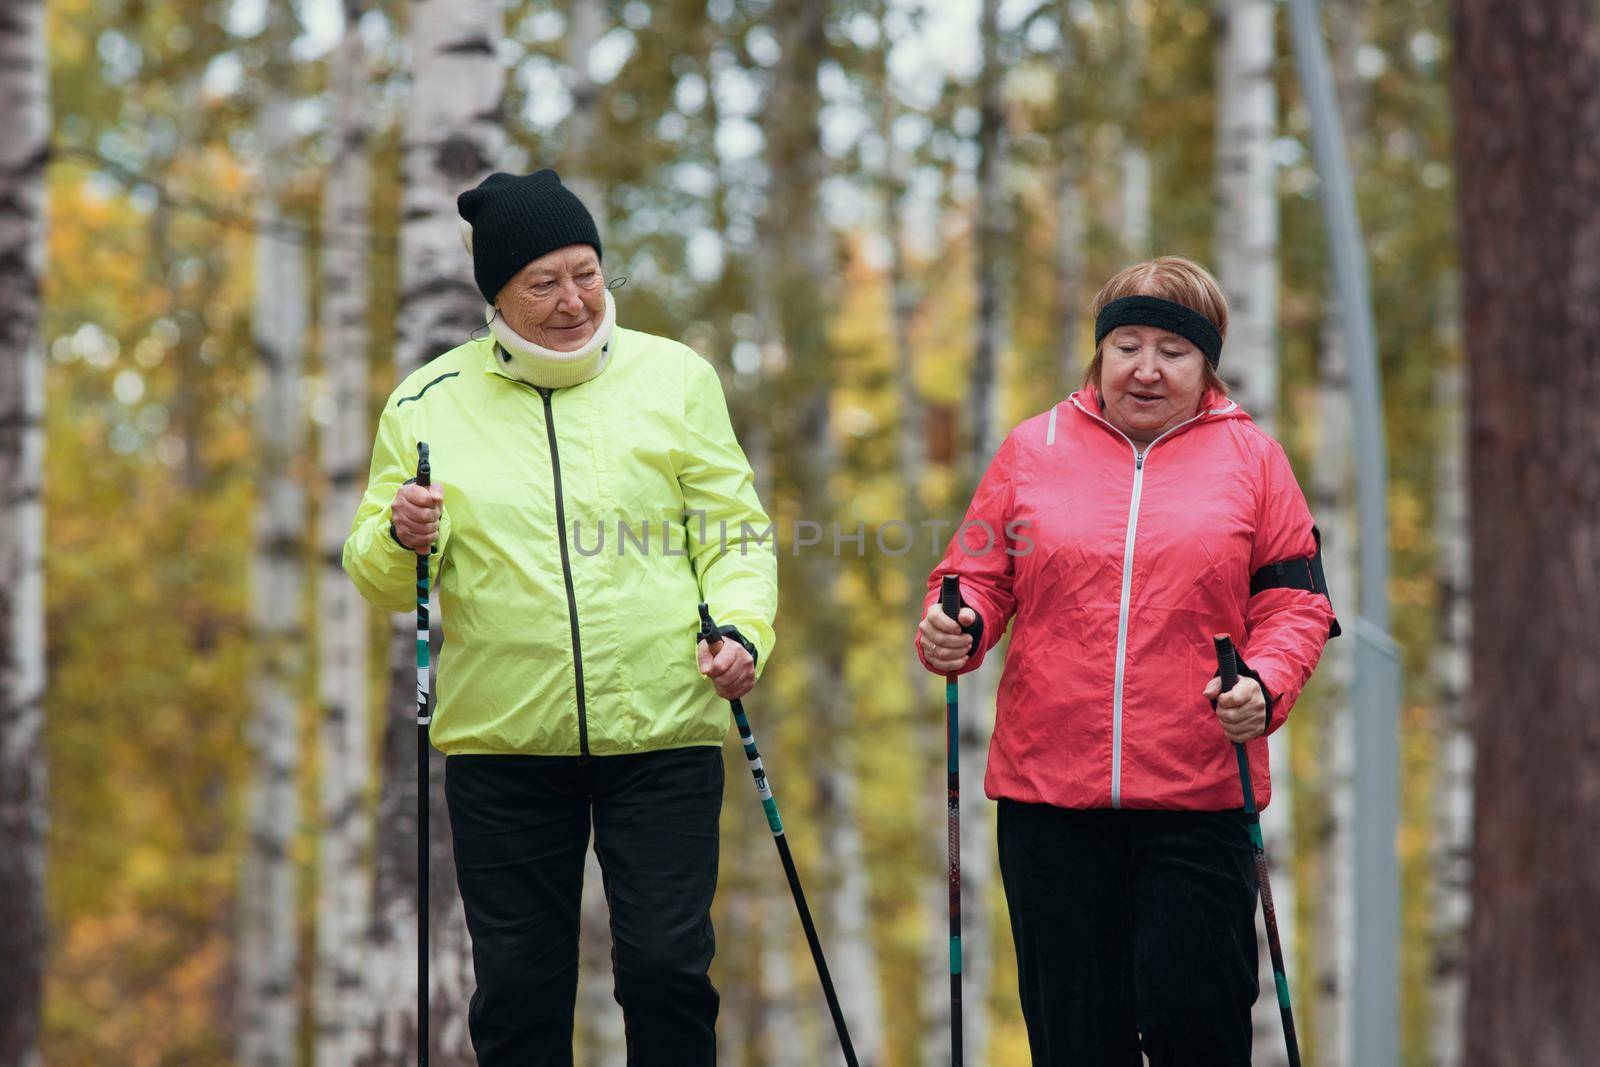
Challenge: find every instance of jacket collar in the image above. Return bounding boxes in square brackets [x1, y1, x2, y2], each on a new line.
[1067, 386, 1243, 448]
[483, 288, 617, 389]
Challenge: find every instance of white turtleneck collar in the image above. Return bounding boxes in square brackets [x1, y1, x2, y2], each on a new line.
[488, 288, 617, 389]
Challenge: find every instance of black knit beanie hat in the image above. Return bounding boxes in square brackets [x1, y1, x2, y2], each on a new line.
[456, 170, 602, 305]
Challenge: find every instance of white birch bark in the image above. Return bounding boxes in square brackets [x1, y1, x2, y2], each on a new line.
[393, 0, 505, 379]
[714, 806, 759, 1067]
[0, 2, 48, 1062]
[1310, 3, 1363, 1058]
[822, 767, 887, 1066]
[1119, 1, 1151, 260]
[239, 66, 310, 1067]
[955, 4, 1008, 1062]
[575, 843, 625, 1066]
[1310, 311, 1356, 1067]
[559, 6, 627, 1056]
[1213, 3, 1293, 1059]
[1054, 0, 1086, 391]
[360, 1, 504, 1061]
[314, 3, 375, 1064]
[1214, 0, 1280, 427]
[562, 0, 608, 235]
[759, 925, 805, 1067]
[1431, 357, 1472, 1067]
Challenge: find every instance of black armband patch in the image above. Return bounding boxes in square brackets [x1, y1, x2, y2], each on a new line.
[1249, 526, 1341, 639]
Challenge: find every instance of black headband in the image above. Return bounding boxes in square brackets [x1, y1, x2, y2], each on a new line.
[1094, 295, 1223, 369]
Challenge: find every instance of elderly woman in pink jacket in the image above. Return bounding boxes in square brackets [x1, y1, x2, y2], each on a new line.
[917, 256, 1338, 1066]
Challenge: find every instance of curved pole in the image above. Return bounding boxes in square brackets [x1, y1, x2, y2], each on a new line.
[1284, 3, 1402, 1065]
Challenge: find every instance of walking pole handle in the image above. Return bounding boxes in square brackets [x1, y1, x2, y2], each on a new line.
[1214, 632, 1257, 815]
[417, 441, 431, 487]
[940, 575, 964, 624]
[697, 601, 721, 651]
[1213, 633, 1238, 692]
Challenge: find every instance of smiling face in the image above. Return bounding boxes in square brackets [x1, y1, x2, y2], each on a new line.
[494, 244, 606, 351]
[1097, 325, 1209, 445]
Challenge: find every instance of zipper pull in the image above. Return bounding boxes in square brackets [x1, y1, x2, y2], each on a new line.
[1136, 453, 1144, 471]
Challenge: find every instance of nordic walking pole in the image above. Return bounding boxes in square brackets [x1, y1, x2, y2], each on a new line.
[416, 442, 435, 1067]
[1213, 634, 1301, 1067]
[696, 603, 860, 1067]
[939, 575, 965, 1067]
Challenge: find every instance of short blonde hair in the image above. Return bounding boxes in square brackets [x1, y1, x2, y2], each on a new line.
[1082, 256, 1230, 395]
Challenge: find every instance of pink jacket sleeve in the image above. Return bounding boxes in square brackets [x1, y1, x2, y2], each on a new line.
[917, 433, 1021, 675]
[1242, 438, 1339, 732]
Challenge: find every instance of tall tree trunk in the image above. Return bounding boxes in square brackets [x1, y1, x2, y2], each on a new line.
[1118, 1, 1151, 260]
[1430, 357, 1472, 1067]
[574, 845, 625, 1066]
[1213, 3, 1291, 1059]
[762, 2, 887, 1062]
[562, 0, 608, 235]
[361, 1, 504, 1062]
[758, 921, 804, 1067]
[238, 29, 310, 1064]
[954, 3, 1008, 1062]
[970, 0, 1006, 468]
[558, 7, 627, 1059]
[1454, 1, 1600, 1062]
[1310, 310, 1356, 1066]
[0, 2, 48, 1063]
[700, 38, 778, 1067]
[314, 3, 375, 1064]
[1309, 1, 1364, 1057]
[1052, 0, 1086, 393]
[1213, 0, 1280, 427]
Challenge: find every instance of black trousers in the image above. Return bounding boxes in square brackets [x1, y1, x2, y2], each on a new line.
[445, 746, 725, 1067]
[996, 800, 1260, 1067]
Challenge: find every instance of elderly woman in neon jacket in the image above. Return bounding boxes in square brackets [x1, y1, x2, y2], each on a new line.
[345, 170, 776, 1066]
[917, 256, 1337, 1066]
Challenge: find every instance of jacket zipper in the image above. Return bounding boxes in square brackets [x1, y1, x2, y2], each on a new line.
[536, 386, 590, 756]
[1071, 396, 1217, 807]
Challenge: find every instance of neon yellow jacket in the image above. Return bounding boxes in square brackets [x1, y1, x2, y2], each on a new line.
[343, 327, 778, 756]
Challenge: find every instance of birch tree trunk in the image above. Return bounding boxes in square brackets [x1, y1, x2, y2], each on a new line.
[759, 922, 804, 1067]
[1430, 358, 1472, 1067]
[954, 2, 1008, 1060]
[558, 6, 627, 1060]
[238, 37, 310, 1066]
[1118, 1, 1151, 260]
[1213, 3, 1291, 1060]
[1454, 1, 1600, 1060]
[763, 2, 888, 1061]
[699, 39, 780, 1067]
[574, 845, 625, 1067]
[360, 1, 504, 1061]
[1309, 312, 1356, 1067]
[0, 2, 48, 1062]
[314, 3, 375, 1063]
[562, 0, 608, 234]
[1052, 0, 1086, 393]
[1213, 0, 1279, 425]
[1309, 3, 1363, 1057]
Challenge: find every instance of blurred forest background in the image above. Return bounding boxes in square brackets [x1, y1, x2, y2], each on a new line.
[1, 0, 1596, 1065]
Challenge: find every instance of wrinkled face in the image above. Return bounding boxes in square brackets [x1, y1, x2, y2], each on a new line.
[1098, 325, 1208, 444]
[495, 244, 606, 351]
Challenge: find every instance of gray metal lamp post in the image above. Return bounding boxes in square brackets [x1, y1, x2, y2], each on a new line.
[1284, 1, 1403, 1064]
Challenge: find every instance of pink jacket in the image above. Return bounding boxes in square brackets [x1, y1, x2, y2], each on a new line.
[918, 388, 1337, 812]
